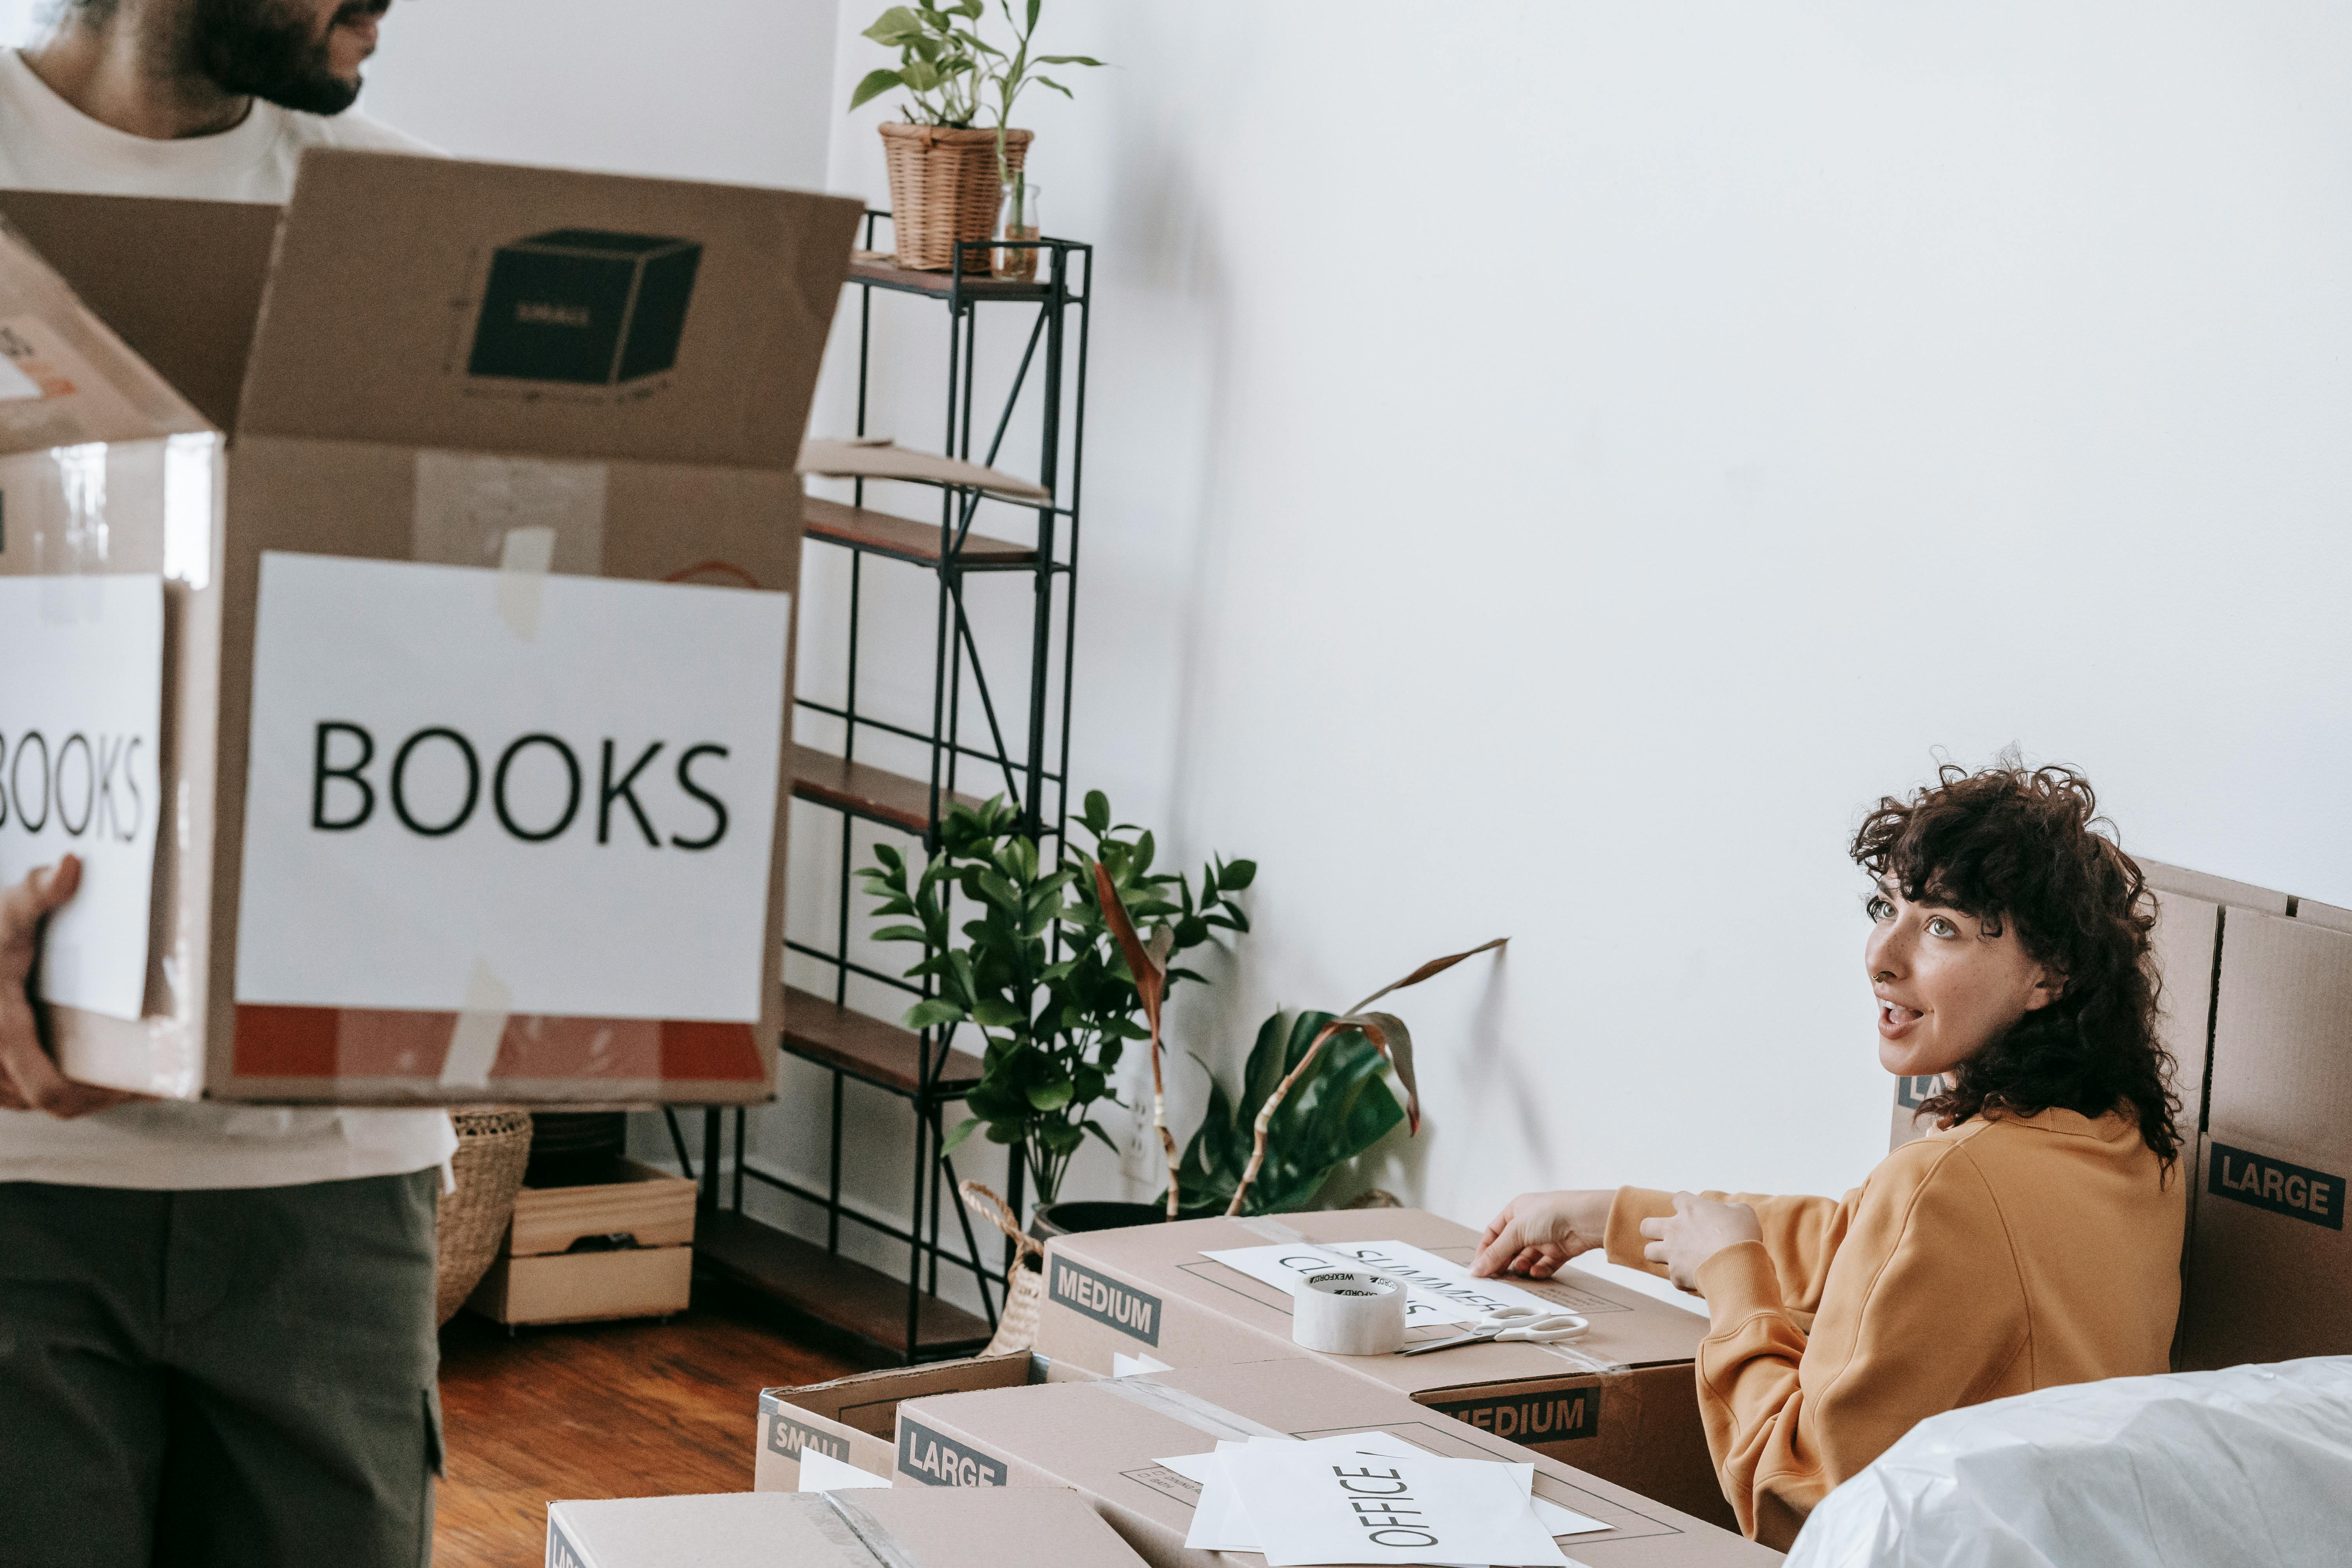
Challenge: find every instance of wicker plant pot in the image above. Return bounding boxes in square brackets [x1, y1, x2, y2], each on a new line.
[434, 1107, 534, 1327]
[879, 123, 1032, 272]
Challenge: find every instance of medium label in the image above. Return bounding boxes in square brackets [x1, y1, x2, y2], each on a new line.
[897, 1418, 1007, 1487]
[2209, 1142, 2344, 1230]
[1426, 1387, 1600, 1443]
[1048, 1256, 1163, 1345]
[766, 1412, 848, 1461]
[1895, 1074, 1940, 1109]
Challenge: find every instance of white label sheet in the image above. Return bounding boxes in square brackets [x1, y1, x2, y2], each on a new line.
[1222, 1438, 1568, 1567]
[0, 574, 165, 1020]
[1202, 1237, 1562, 1328]
[234, 552, 789, 1020]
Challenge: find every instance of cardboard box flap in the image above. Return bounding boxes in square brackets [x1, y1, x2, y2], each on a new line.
[0, 189, 276, 435]
[549, 1489, 1150, 1568]
[237, 149, 861, 469]
[0, 205, 214, 451]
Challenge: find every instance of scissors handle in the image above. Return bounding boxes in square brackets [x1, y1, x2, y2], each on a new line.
[1495, 1313, 1589, 1343]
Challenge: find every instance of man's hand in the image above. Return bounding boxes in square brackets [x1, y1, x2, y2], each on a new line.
[0, 856, 146, 1118]
[1639, 1192, 1763, 1293]
[1470, 1189, 1614, 1278]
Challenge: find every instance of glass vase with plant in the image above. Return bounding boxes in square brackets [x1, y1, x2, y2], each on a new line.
[860, 791, 1251, 1210]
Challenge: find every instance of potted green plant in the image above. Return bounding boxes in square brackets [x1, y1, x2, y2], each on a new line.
[1171, 941, 1506, 1218]
[849, 0, 1102, 271]
[860, 791, 1251, 1227]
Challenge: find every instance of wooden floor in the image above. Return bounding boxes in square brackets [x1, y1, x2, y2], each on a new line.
[433, 1280, 875, 1567]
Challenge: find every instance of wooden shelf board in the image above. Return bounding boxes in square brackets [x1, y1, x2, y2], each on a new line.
[789, 743, 983, 835]
[803, 495, 1034, 567]
[849, 249, 1051, 301]
[783, 985, 982, 1094]
[693, 1209, 993, 1357]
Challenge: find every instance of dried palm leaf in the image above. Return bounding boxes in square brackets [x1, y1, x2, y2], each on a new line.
[1226, 937, 1507, 1218]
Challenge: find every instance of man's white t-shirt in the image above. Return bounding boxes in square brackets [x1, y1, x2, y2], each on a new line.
[0, 46, 455, 1189]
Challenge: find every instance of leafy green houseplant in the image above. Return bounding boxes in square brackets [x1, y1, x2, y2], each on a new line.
[848, 1, 1102, 272]
[860, 792, 1251, 1208]
[1165, 941, 1507, 1218]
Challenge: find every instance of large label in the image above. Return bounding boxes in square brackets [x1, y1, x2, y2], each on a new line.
[0, 574, 164, 1020]
[2209, 1141, 2344, 1231]
[896, 1418, 1006, 1487]
[234, 552, 788, 1021]
[1424, 1386, 1600, 1444]
[1047, 1256, 1163, 1345]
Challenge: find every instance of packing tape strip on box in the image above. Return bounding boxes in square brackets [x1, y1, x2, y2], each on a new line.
[806, 1493, 921, 1568]
[1096, 1376, 1287, 1441]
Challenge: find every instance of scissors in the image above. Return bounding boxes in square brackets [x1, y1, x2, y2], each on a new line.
[1399, 1305, 1591, 1356]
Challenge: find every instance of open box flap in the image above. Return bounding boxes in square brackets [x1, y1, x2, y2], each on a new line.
[236, 149, 862, 469]
[0, 189, 277, 435]
[0, 204, 215, 452]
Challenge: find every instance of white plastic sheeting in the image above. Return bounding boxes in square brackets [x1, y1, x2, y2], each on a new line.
[1788, 1358, 2352, 1568]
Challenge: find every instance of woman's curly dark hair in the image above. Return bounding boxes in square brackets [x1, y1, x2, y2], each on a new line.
[1851, 759, 2179, 1169]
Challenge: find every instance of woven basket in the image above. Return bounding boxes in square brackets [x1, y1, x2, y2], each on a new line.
[960, 1180, 1045, 1356]
[435, 1107, 534, 1327]
[879, 123, 1032, 272]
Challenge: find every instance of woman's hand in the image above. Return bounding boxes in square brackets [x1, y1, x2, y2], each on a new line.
[0, 857, 147, 1119]
[1470, 1189, 1613, 1278]
[1639, 1192, 1763, 1292]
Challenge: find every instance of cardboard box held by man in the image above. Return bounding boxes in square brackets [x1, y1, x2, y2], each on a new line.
[0, 150, 862, 1105]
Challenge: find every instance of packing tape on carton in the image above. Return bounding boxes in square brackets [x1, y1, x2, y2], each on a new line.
[1100, 1377, 1287, 1441]
[437, 957, 512, 1091]
[1292, 1268, 1408, 1356]
[1234, 1215, 1308, 1243]
[797, 1493, 922, 1568]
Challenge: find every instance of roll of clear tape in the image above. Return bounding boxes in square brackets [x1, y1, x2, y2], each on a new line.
[1292, 1268, 1406, 1355]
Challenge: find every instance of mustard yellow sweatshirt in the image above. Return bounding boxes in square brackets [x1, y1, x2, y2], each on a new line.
[1606, 1107, 2185, 1550]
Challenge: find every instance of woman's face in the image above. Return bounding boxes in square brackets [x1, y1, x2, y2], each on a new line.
[1864, 879, 2060, 1078]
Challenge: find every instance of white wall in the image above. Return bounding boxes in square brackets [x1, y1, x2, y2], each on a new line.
[15, 0, 2348, 1295]
[789, 0, 2352, 1276]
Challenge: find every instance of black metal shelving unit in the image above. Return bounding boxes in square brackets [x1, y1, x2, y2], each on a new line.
[678, 216, 1091, 1362]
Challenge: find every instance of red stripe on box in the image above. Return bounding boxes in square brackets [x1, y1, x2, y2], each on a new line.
[232, 1004, 341, 1076]
[661, 1020, 766, 1081]
[232, 1005, 764, 1083]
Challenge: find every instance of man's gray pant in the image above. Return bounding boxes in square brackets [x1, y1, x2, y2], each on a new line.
[0, 1171, 441, 1568]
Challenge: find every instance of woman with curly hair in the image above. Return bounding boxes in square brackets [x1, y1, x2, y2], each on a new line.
[1471, 760, 2186, 1549]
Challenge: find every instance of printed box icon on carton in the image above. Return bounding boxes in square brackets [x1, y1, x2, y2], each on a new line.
[468, 229, 702, 387]
[0, 152, 862, 1105]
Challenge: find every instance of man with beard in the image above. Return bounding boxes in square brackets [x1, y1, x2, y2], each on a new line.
[0, 9, 456, 1564]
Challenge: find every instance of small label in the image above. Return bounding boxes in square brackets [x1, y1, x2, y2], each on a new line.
[766, 1411, 849, 1461]
[1426, 1387, 1600, 1443]
[2209, 1142, 2344, 1230]
[897, 1418, 1007, 1487]
[1895, 1074, 1940, 1110]
[1048, 1256, 1163, 1346]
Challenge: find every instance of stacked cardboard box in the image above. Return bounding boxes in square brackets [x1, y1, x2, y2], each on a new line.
[548, 1486, 1150, 1568]
[0, 152, 862, 1105]
[886, 1357, 1776, 1566]
[1029, 1209, 1729, 1529]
